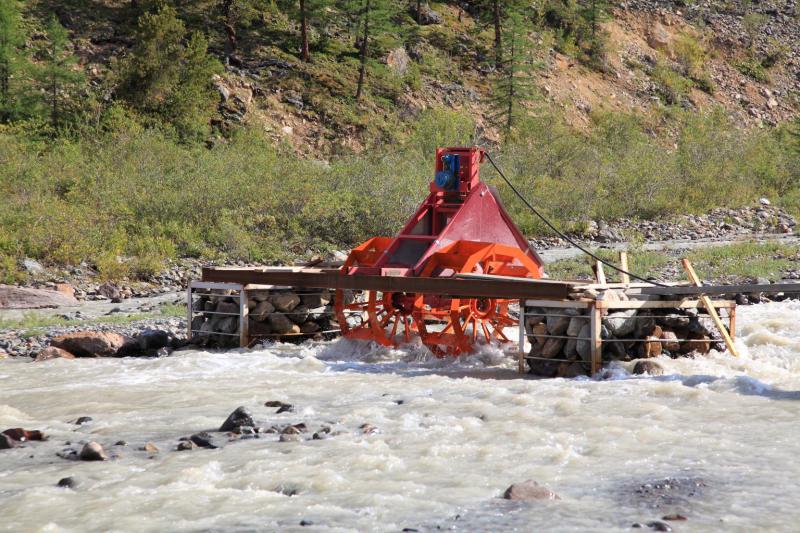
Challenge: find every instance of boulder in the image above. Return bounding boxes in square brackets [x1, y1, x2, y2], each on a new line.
[268, 313, 300, 335]
[576, 323, 592, 361]
[0, 285, 79, 309]
[633, 360, 664, 375]
[604, 310, 637, 337]
[528, 357, 559, 378]
[0, 434, 19, 449]
[566, 316, 585, 337]
[136, 330, 171, 352]
[300, 290, 331, 309]
[386, 47, 410, 75]
[541, 337, 565, 358]
[300, 321, 321, 334]
[251, 299, 275, 321]
[57, 476, 77, 488]
[661, 330, 680, 351]
[634, 314, 656, 338]
[287, 305, 310, 325]
[503, 480, 560, 501]
[546, 314, 570, 336]
[2, 428, 46, 442]
[658, 314, 690, 329]
[97, 282, 121, 300]
[79, 442, 108, 461]
[189, 432, 219, 449]
[219, 406, 256, 432]
[557, 361, 588, 378]
[648, 22, 671, 51]
[34, 346, 76, 362]
[416, 3, 442, 24]
[216, 300, 240, 315]
[141, 443, 159, 453]
[55, 283, 75, 298]
[683, 332, 711, 354]
[51, 332, 129, 357]
[271, 292, 300, 313]
[639, 336, 663, 358]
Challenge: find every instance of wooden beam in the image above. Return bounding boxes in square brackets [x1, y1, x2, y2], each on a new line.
[682, 259, 739, 357]
[640, 282, 800, 296]
[619, 251, 630, 285]
[202, 268, 573, 300]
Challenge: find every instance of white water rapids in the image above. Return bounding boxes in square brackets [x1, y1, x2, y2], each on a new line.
[2, 302, 800, 532]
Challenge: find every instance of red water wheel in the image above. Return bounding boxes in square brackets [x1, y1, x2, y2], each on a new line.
[412, 241, 540, 357]
[333, 237, 418, 346]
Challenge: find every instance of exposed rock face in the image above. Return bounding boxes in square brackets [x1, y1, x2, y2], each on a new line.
[34, 346, 76, 362]
[0, 285, 79, 309]
[647, 22, 671, 51]
[416, 3, 442, 24]
[219, 406, 256, 432]
[503, 480, 560, 501]
[51, 332, 130, 357]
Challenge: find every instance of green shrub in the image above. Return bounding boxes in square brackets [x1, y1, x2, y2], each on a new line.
[652, 62, 694, 104]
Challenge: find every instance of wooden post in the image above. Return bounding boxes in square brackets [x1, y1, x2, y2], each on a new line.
[728, 306, 736, 340]
[186, 284, 194, 342]
[239, 288, 249, 348]
[518, 302, 526, 374]
[594, 261, 607, 285]
[619, 251, 630, 285]
[589, 302, 602, 375]
[682, 259, 739, 357]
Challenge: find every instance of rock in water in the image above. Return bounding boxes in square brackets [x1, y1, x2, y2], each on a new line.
[219, 406, 256, 432]
[34, 346, 76, 362]
[57, 476, 77, 488]
[503, 480, 560, 501]
[632, 360, 664, 376]
[141, 443, 159, 453]
[189, 432, 219, 449]
[0, 434, 19, 449]
[79, 442, 108, 461]
[271, 293, 300, 313]
[2, 428, 46, 442]
[51, 332, 129, 357]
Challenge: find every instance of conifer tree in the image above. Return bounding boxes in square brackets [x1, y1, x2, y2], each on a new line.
[0, 0, 23, 121]
[342, 0, 394, 101]
[118, 5, 220, 139]
[489, 11, 539, 138]
[280, 0, 328, 62]
[37, 16, 83, 129]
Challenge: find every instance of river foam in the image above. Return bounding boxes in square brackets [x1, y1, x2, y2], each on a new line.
[2, 302, 800, 531]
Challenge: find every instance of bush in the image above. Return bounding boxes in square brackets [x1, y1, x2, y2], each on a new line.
[652, 62, 693, 104]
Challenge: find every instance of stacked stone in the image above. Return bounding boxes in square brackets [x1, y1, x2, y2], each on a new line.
[191, 289, 335, 347]
[526, 297, 721, 378]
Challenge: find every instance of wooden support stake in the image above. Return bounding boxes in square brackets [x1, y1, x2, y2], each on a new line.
[594, 261, 607, 286]
[589, 302, 602, 375]
[186, 285, 194, 342]
[518, 304, 526, 374]
[681, 259, 739, 357]
[239, 288, 249, 348]
[728, 306, 736, 340]
[619, 251, 630, 285]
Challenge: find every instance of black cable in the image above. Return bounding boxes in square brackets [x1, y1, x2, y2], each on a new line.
[483, 151, 668, 287]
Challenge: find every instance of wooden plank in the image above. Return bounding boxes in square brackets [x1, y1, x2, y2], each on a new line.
[518, 305, 526, 374]
[203, 268, 573, 300]
[597, 299, 736, 310]
[619, 252, 630, 284]
[728, 306, 736, 340]
[524, 299, 591, 309]
[186, 286, 193, 342]
[589, 303, 602, 375]
[640, 282, 800, 296]
[682, 259, 739, 357]
[239, 289, 249, 348]
[593, 261, 607, 285]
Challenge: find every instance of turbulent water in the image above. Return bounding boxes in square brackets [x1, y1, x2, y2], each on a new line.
[2, 302, 800, 532]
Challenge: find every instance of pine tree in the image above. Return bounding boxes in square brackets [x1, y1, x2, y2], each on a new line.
[218, 0, 268, 63]
[341, 0, 394, 101]
[0, 0, 23, 121]
[578, 0, 609, 66]
[37, 16, 83, 129]
[488, 11, 539, 138]
[280, 0, 328, 62]
[118, 5, 221, 139]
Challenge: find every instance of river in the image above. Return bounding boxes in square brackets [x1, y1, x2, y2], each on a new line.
[1, 301, 800, 532]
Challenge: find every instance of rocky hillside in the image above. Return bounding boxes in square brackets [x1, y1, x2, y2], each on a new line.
[26, 0, 799, 154]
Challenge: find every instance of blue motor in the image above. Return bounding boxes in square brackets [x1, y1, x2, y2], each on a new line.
[435, 153, 461, 190]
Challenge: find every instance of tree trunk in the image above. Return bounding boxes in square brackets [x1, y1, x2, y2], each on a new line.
[300, 0, 310, 62]
[355, 0, 370, 101]
[506, 35, 515, 133]
[493, 0, 502, 69]
[51, 74, 57, 129]
[416, 0, 421, 24]
[221, 0, 236, 60]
